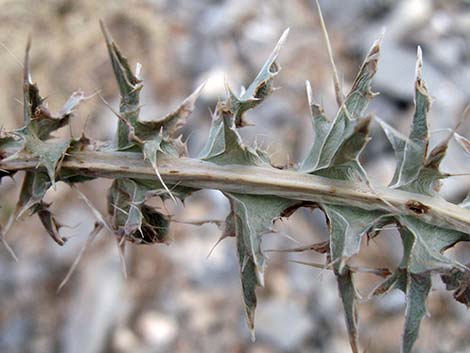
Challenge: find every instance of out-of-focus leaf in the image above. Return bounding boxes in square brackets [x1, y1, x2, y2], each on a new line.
[454, 132, 470, 153]
[139, 204, 171, 244]
[0, 170, 11, 184]
[459, 193, 470, 209]
[16, 172, 51, 217]
[32, 201, 67, 245]
[441, 266, 470, 308]
[0, 132, 19, 183]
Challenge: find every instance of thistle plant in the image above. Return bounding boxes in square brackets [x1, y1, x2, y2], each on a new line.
[1, 12, 470, 353]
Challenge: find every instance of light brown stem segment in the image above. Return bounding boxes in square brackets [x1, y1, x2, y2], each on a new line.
[2, 150, 470, 233]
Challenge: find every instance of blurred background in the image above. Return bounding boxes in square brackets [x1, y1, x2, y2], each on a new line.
[0, 0, 470, 352]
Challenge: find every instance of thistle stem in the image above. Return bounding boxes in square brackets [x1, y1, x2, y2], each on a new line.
[2, 149, 470, 234]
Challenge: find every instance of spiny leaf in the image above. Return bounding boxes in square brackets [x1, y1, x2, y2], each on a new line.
[226, 193, 297, 339]
[372, 219, 469, 352]
[196, 72, 298, 334]
[23, 37, 41, 127]
[313, 115, 372, 181]
[378, 117, 443, 195]
[300, 81, 330, 172]
[301, 34, 382, 175]
[371, 269, 431, 353]
[192, 37, 298, 336]
[137, 83, 205, 201]
[101, 22, 203, 203]
[199, 29, 288, 161]
[146, 82, 205, 138]
[21, 133, 69, 185]
[23, 41, 85, 140]
[371, 47, 467, 352]
[108, 179, 171, 244]
[229, 28, 289, 127]
[337, 269, 359, 353]
[322, 205, 387, 273]
[100, 21, 142, 150]
[8, 39, 85, 243]
[203, 113, 267, 166]
[24, 90, 85, 141]
[322, 204, 387, 351]
[389, 47, 433, 192]
[298, 39, 384, 351]
[298, 34, 382, 353]
[395, 47, 430, 186]
[397, 216, 469, 274]
[197, 107, 227, 160]
[134, 82, 205, 143]
[402, 273, 432, 353]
